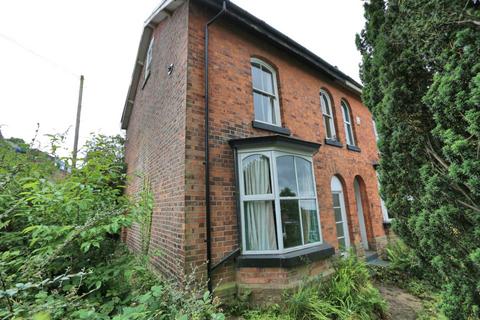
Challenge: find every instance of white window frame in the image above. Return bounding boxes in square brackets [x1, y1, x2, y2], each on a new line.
[376, 171, 392, 223]
[238, 146, 323, 255]
[331, 176, 351, 251]
[341, 100, 356, 146]
[320, 90, 337, 140]
[372, 119, 379, 142]
[250, 58, 281, 126]
[145, 37, 154, 80]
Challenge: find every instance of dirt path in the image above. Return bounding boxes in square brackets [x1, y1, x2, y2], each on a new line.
[376, 283, 424, 320]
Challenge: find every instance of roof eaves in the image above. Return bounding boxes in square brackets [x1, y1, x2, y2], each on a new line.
[197, 0, 363, 92]
[121, 0, 185, 130]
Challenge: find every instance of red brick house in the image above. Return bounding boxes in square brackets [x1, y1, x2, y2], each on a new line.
[121, 0, 391, 299]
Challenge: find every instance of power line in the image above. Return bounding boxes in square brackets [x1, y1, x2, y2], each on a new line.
[0, 32, 79, 78]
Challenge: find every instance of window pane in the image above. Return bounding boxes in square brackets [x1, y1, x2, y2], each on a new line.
[262, 94, 274, 124]
[332, 193, 340, 207]
[253, 92, 265, 122]
[300, 200, 320, 244]
[334, 207, 343, 222]
[262, 67, 274, 94]
[243, 155, 271, 195]
[324, 115, 332, 139]
[295, 157, 315, 197]
[346, 124, 354, 145]
[338, 237, 346, 250]
[280, 200, 302, 248]
[251, 63, 262, 90]
[342, 104, 351, 123]
[321, 94, 330, 115]
[336, 222, 345, 238]
[276, 156, 298, 197]
[244, 201, 277, 250]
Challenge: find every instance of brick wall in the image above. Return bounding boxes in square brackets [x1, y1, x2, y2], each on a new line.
[186, 2, 387, 291]
[124, 0, 388, 296]
[124, 2, 189, 282]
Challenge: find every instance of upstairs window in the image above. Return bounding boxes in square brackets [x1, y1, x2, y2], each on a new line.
[341, 100, 356, 146]
[251, 58, 281, 126]
[320, 90, 337, 140]
[145, 37, 154, 80]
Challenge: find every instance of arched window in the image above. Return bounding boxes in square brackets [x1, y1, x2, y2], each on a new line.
[250, 58, 281, 126]
[331, 176, 350, 251]
[320, 90, 337, 140]
[341, 100, 355, 146]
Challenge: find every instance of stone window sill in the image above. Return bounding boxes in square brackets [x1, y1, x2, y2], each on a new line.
[252, 120, 291, 136]
[324, 139, 343, 148]
[237, 243, 334, 268]
[347, 144, 361, 152]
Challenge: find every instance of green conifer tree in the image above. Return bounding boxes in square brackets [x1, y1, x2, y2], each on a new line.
[357, 0, 480, 317]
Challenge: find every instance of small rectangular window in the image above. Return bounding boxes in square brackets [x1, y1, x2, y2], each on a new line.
[145, 37, 154, 80]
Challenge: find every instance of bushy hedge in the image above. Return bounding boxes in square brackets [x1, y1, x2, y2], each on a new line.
[0, 135, 224, 319]
[357, 0, 480, 317]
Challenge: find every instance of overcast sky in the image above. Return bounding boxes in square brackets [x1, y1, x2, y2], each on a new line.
[0, 0, 365, 153]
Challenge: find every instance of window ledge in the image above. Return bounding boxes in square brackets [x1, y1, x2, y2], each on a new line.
[237, 243, 335, 268]
[324, 139, 343, 148]
[252, 120, 291, 136]
[383, 219, 394, 228]
[347, 145, 361, 152]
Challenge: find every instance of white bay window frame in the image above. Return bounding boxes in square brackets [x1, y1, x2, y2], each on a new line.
[238, 147, 323, 255]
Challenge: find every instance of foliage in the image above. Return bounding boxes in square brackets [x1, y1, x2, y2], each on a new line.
[0, 134, 223, 319]
[369, 240, 446, 319]
[240, 253, 387, 320]
[357, 0, 480, 317]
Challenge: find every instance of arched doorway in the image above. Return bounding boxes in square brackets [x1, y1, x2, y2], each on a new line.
[331, 176, 350, 251]
[353, 176, 369, 250]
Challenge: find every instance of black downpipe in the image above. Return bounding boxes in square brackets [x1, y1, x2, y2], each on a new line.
[205, 0, 227, 293]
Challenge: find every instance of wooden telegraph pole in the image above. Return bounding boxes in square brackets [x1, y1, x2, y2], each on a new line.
[72, 75, 84, 169]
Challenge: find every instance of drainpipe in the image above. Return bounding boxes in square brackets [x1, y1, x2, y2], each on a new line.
[205, 0, 227, 293]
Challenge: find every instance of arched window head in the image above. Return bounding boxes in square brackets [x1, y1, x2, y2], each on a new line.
[320, 90, 337, 140]
[251, 58, 281, 126]
[341, 100, 356, 146]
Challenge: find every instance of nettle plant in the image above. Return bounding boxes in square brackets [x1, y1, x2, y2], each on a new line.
[0, 134, 224, 320]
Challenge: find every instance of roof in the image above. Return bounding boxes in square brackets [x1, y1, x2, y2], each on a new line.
[121, 0, 363, 129]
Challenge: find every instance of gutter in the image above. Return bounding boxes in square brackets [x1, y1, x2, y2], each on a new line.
[196, 0, 363, 94]
[204, 0, 228, 293]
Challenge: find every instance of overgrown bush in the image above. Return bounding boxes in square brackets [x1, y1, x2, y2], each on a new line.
[0, 134, 224, 319]
[357, 0, 480, 317]
[241, 253, 387, 320]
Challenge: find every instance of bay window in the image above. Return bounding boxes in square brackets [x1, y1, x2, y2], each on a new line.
[239, 149, 322, 254]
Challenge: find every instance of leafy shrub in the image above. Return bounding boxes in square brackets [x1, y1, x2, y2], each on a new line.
[0, 134, 224, 319]
[241, 253, 387, 320]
